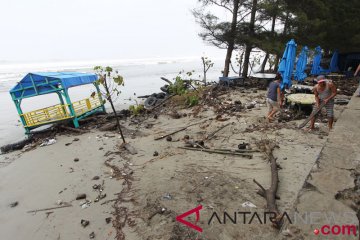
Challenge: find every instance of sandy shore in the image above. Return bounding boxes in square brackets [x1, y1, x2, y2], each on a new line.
[0, 86, 350, 239]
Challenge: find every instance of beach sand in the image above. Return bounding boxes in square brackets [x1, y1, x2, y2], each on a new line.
[0, 87, 348, 239]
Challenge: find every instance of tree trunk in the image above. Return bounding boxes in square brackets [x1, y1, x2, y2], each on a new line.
[261, 13, 276, 72]
[261, 52, 269, 72]
[242, 45, 252, 77]
[223, 0, 240, 77]
[242, 0, 258, 77]
[103, 75, 126, 143]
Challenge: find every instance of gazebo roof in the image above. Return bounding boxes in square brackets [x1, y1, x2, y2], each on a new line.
[10, 72, 98, 100]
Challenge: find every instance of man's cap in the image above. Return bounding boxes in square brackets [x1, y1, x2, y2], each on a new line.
[316, 75, 326, 83]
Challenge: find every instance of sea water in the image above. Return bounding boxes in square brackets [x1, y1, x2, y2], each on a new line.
[0, 57, 225, 146]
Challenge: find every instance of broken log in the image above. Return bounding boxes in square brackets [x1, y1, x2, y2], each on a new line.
[205, 122, 233, 140]
[99, 122, 118, 131]
[154, 119, 208, 140]
[160, 77, 173, 85]
[178, 147, 253, 158]
[59, 126, 88, 134]
[1, 137, 34, 154]
[253, 140, 282, 228]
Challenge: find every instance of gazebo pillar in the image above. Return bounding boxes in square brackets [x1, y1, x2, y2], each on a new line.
[63, 89, 79, 128]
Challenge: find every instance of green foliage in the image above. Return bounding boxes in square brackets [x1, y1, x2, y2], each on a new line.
[186, 95, 199, 107]
[168, 76, 187, 95]
[129, 104, 144, 115]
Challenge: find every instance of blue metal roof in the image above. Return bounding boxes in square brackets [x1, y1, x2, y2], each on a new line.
[10, 72, 98, 100]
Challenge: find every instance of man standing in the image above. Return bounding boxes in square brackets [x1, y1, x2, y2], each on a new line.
[309, 75, 337, 130]
[266, 75, 283, 122]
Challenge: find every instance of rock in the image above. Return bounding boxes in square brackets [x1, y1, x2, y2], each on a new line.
[98, 147, 103, 150]
[9, 201, 18, 208]
[89, 232, 95, 239]
[153, 151, 159, 157]
[93, 184, 100, 190]
[81, 219, 90, 228]
[105, 217, 112, 224]
[76, 194, 87, 200]
[73, 138, 80, 142]
[166, 136, 172, 142]
[92, 176, 100, 180]
[74, 158, 79, 162]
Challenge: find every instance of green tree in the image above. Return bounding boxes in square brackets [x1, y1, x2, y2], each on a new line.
[94, 66, 126, 143]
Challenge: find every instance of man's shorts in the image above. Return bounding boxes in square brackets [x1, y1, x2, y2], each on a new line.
[267, 98, 279, 112]
[312, 99, 334, 118]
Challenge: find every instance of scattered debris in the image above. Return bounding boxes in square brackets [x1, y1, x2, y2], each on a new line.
[9, 201, 18, 208]
[153, 151, 159, 157]
[81, 219, 90, 228]
[89, 232, 95, 239]
[241, 201, 257, 208]
[76, 194, 87, 200]
[40, 138, 57, 147]
[105, 217, 112, 224]
[74, 158, 79, 162]
[92, 176, 100, 180]
[166, 136, 172, 142]
[163, 193, 173, 200]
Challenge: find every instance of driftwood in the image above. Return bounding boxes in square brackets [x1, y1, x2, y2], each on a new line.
[150, 94, 176, 111]
[154, 119, 208, 140]
[59, 125, 88, 134]
[99, 122, 118, 131]
[298, 101, 327, 129]
[253, 140, 282, 228]
[178, 147, 253, 158]
[27, 203, 72, 213]
[1, 137, 34, 154]
[205, 122, 233, 140]
[160, 77, 173, 85]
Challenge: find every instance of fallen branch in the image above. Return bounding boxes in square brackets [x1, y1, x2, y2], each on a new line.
[154, 119, 208, 140]
[205, 122, 233, 140]
[253, 140, 282, 228]
[27, 204, 72, 213]
[178, 147, 253, 158]
[298, 101, 327, 129]
[150, 94, 176, 111]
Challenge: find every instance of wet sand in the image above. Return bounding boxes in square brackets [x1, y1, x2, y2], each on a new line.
[0, 87, 349, 239]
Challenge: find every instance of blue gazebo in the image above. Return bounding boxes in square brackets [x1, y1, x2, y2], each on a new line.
[9, 72, 106, 134]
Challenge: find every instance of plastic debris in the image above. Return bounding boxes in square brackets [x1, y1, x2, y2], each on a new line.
[163, 193, 172, 200]
[241, 201, 257, 208]
[40, 139, 56, 147]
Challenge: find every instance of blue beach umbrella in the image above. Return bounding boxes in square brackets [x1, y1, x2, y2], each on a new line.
[310, 46, 322, 75]
[294, 46, 309, 82]
[310, 46, 331, 75]
[278, 39, 297, 89]
[330, 50, 339, 72]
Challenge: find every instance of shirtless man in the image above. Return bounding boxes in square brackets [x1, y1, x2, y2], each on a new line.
[309, 75, 337, 130]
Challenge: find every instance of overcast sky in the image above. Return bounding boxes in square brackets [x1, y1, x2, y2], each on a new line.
[0, 0, 226, 62]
